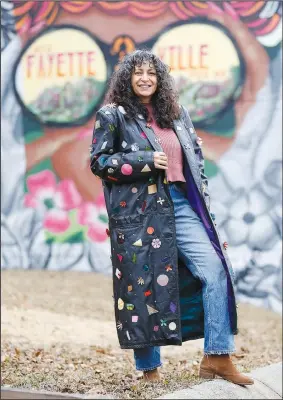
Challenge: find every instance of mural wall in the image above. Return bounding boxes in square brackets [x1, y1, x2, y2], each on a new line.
[1, 1, 282, 313]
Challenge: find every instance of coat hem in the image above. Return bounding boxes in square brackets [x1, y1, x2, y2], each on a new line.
[119, 329, 238, 349]
[120, 338, 182, 349]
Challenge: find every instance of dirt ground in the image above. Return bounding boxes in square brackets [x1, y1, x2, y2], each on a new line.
[1, 270, 282, 399]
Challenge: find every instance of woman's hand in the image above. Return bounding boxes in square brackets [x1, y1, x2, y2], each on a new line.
[154, 152, 168, 170]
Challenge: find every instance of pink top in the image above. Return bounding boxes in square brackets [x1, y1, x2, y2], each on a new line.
[145, 104, 186, 183]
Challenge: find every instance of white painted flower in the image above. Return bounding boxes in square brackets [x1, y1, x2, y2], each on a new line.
[215, 184, 280, 252]
[152, 238, 161, 249]
[105, 103, 116, 108]
[131, 143, 139, 152]
[235, 241, 282, 313]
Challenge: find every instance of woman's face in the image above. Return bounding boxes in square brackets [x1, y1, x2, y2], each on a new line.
[131, 61, 157, 103]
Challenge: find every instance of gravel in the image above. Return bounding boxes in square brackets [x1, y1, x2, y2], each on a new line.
[1, 270, 282, 399]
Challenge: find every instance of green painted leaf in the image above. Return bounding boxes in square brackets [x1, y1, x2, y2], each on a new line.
[99, 214, 108, 223]
[46, 237, 55, 244]
[65, 231, 84, 243]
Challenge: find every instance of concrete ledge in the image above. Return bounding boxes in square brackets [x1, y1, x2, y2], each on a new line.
[0, 388, 82, 399]
[2, 363, 282, 399]
[252, 362, 282, 397]
[0, 387, 113, 400]
[157, 362, 282, 399]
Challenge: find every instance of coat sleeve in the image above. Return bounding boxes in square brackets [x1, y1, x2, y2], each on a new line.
[90, 108, 157, 184]
[181, 106, 211, 211]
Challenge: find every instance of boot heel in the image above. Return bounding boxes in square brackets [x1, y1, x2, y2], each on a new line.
[199, 368, 215, 379]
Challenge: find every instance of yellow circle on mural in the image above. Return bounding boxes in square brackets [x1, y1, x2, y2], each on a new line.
[152, 21, 243, 125]
[14, 26, 107, 125]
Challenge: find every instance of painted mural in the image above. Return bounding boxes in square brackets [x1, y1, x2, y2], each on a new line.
[1, 1, 282, 313]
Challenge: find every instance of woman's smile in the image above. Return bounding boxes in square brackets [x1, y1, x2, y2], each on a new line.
[138, 84, 152, 89]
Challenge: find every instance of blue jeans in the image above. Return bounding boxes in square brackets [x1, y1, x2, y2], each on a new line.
[134, 183, 235, 371]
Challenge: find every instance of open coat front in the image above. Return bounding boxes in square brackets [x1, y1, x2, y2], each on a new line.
[90, 104, 238, 349]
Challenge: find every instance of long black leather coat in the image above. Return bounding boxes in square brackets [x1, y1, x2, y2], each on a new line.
[90, 104, 237, 349]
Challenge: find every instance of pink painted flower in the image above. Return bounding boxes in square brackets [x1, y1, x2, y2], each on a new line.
[77, 202, 108, 242]
[24, 170, 82, 233]
[88, 225, 109, 242]
[55, 180, 82, 211]
[77, 202, 99, 226]
[43, 209, 71, 233]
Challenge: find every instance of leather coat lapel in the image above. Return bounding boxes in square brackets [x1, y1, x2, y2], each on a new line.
[134, 117, 163, 152]
[173, 119, 202, 193]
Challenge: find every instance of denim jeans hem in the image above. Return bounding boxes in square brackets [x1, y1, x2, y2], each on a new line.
[204, 349, 235, 355]
[136, 362, 162, 372]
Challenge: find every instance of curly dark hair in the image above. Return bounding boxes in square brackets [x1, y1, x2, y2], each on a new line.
[104, 49, 181, 128]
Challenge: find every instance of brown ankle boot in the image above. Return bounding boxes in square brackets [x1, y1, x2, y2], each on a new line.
[199, 355, 254, 386]
[143, 368, 160, 382]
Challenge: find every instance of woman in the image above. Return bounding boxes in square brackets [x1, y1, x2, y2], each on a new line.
[89, 49, 254, 386]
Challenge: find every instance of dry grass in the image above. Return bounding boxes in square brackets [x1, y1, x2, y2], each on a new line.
[1, 270, 282, 399]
